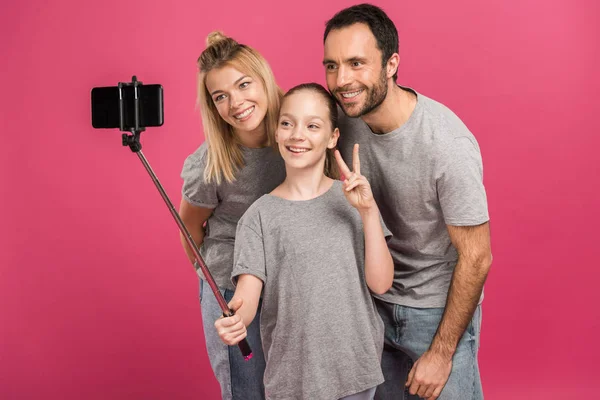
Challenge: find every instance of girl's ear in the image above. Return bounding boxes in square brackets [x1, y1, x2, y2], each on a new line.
[328, 128, 340, 149]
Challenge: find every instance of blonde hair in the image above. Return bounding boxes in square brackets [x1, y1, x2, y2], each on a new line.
[197, 31, 282, 184]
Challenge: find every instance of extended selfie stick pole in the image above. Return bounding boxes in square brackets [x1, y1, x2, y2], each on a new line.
[118, 76, 253, 361]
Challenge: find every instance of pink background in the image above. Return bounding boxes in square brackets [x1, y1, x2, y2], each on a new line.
[1, 0, 598, 398]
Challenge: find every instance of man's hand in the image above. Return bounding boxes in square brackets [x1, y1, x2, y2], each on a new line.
[406, 349, 452, 399]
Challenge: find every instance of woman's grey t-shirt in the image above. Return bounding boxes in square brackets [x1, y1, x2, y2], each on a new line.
[231, 180, 387, 400]
[180, 142, 285, 291]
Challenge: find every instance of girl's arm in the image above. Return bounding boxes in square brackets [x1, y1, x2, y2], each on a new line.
[335, 144, 394, 294]
[214, 274, 263, 346]
[360, 206, 394, 294]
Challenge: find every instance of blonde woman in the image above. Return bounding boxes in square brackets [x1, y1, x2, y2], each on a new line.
[179, 32, 284, 400]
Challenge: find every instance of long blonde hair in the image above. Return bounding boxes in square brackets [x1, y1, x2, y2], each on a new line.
[197, 31, 282, 184]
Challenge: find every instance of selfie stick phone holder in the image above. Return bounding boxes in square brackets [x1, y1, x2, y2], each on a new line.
[117, 76, 253, 361]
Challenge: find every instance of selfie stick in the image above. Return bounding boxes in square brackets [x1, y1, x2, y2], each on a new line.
[117, 76, 253, 361]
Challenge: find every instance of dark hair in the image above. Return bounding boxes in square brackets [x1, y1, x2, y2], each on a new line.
[324, 3, 399, 81]
[282, 83, 339, 179]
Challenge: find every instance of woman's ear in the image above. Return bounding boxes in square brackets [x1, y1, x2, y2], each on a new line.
[328, 128, 340, 149]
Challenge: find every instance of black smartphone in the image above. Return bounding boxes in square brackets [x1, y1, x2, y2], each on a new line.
[91, 84, 164, 129]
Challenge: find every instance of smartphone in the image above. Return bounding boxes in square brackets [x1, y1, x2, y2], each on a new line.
[91, 84, 164, 129]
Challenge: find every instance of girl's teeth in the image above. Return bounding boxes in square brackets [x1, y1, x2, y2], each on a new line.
[289, 147, 309, 153]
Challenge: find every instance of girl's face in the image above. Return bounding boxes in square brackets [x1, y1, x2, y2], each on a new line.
[205, 65, 268, 136]
[275, 90, 339, 172]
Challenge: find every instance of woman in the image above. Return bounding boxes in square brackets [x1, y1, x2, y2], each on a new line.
[179, 32, 285, 400]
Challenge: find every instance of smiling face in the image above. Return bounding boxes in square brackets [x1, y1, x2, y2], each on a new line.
[275, 89, 339, 174]
[323, 23, 389, 118]
[205, 64, 268, 137]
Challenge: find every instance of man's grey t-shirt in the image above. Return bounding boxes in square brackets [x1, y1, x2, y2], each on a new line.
[337, 87, 490, 308]
[232, 180, 386, 400]
[180, 142, 285, 291]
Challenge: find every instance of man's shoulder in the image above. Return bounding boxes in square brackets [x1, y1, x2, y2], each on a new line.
[403, 92, 480, 162]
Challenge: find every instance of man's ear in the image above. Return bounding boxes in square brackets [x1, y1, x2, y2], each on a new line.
[387, 53, 400, 79]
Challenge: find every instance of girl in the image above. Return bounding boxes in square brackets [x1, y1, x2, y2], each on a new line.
[179, 32, 285, 400]
[214, 83, 394, 400]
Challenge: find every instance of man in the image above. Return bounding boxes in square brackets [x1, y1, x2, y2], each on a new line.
[323, 4, 492, 400]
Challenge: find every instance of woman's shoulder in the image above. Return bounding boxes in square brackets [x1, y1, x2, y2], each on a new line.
[185, 141, 209, 164]
[181, 142, 211, 177]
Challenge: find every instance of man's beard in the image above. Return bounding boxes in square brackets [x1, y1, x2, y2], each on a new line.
[336, 68, 388, 118]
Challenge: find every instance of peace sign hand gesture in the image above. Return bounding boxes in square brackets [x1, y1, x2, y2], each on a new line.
[334, 144, 375, 212]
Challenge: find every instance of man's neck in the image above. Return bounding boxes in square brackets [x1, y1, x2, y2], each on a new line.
[362, 85, 417, 134]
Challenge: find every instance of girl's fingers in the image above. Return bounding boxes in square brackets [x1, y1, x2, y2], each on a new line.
[345, 181, 360, 192]
[353, 144, 360, 175]
[232, 330, 247, 343]
[345, 176, 367, 191]
[345, 173, 358, 186]
[334, 149, 352, 177]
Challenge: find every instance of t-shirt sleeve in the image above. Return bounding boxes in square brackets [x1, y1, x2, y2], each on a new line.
[231, 212, 267, 286]
[180, 150, 218, 209]
[436, 136, 490, 226]
[380, 214, 393, 242]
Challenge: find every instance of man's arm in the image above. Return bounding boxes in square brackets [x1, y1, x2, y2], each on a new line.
[431, 222, 492, 357]
[407, 221, 492, 399]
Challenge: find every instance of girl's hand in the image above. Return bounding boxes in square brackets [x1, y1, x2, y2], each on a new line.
[214, 298, 247, 346]
[334, 144, 375, 212]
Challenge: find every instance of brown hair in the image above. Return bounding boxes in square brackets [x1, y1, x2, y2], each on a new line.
[282, 83, 340, 179]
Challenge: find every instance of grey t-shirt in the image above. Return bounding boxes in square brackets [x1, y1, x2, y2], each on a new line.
[337, 87, 490, 308]
[232, 180, 387, 400]
[180, 142, 285, 291]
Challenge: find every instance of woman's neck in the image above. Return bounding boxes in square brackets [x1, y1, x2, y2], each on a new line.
[234, 122, 268, 148]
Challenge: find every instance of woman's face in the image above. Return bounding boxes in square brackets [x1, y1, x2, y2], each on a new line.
[275, 90, 339, 172]
[205, 65, 268, 136]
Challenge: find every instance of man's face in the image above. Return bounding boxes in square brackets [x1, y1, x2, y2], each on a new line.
[323, 23, 388, 118]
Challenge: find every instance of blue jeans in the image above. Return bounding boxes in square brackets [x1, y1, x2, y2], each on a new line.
[373, 299, 483, 400]
[340, 386, 377, 400]
[200, 279, 266, 400]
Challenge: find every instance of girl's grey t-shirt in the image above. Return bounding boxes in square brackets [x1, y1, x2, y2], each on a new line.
[180, 142, 285, 291]
[232, 180, 387, 400]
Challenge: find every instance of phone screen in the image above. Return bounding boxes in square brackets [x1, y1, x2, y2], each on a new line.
[91, 84, 163, 129]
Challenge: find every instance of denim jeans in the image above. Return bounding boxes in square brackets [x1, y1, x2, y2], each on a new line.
[200, 279, 266, 400]
[373, 299, 483, 400]
[340, 386, 377, 400]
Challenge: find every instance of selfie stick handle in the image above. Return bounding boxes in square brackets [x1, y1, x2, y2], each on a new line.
[118, 76, 253, 361]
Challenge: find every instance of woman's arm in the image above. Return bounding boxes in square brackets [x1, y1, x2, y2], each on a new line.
[179, 198, 214, 263]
